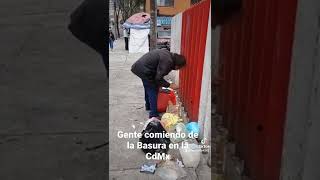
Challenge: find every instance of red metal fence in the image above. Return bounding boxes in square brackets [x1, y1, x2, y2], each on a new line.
[216, 0, 298, 179]
[179, 0, 210, 121]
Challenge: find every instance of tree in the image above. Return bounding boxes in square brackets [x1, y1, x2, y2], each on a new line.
[114, 0, 121, 37]
[117, 0, 144, 21]
[150, 0, 157, 50]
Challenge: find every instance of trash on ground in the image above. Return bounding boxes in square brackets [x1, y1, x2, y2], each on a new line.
[143, 117, 160, 130]
[176, 158, 185, 168]
[155, 160, 187, 180]
[170, 122, 187, 143]
[179, 141, 201, 168]
[139, 119, 170, 154]
[160, 113, 182, 132]
[186, 122, 199, 137]
[132, 124, 136, 129]
[140, 162, 157, 174]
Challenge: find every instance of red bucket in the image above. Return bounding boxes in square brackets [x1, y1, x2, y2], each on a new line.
[157, 89, 177, 113]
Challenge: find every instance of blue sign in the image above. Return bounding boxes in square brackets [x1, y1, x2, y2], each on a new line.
[157, 16, 172, 25]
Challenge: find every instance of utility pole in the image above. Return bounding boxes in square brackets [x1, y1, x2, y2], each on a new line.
[150, 0, 157, 50]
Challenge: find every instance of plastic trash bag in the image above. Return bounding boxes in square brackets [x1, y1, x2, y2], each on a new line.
[156, 160, 187, 180]
[186, 122, 199, 137]
[139, 119, 170, 155]
[142, 117, 160, 130]
[179, 141, 201, 168]
[160, 113, 182, 132]
[140, 162, 157, 174]
[170, 123, 187, 143]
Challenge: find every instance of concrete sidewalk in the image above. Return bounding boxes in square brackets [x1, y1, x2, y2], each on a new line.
[109, 39, 211, 180]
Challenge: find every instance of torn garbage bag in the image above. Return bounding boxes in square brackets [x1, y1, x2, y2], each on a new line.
[139, 119, 170, 155]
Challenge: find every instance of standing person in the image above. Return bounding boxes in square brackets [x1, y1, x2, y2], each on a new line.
[68, 0, 108, 74]
[123, 28, 129, 50]
[109, 30, 115, 51]
[131, 49, 186, 118]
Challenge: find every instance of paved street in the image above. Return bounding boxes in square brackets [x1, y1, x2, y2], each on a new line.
[109, 39, 211, 180]
[0, 0, 107, 179]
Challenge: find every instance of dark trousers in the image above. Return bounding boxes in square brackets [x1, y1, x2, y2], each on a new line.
[109, 39, 114, 49]
[142, 80, 159, 118]
[124, 37, 129, 50]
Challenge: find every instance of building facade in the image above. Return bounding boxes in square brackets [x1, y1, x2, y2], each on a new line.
[145, 0, 192, 16]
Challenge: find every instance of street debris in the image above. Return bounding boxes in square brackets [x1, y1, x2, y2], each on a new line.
[160, 113, 182, 132]
[136, 89, 209, 176]
[142, 117, 160, 130]
[139, 119, 170, 155]
[186, 122, 199, 137]
[155, 160, 187, 180]
[176, 158, 185, 168]
[179, 141, 201, 168]
[170, 122, 187, 143]
[131, 124, 136, 129]
[140, 162, 157, 174]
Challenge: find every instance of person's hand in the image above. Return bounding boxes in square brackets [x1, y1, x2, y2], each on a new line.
[169, 83, 179, 90]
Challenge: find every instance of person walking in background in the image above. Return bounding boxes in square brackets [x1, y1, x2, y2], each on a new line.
[123, 28, 129, 50]
[109, 30, 115, 51]
[131, 49, 186, 118]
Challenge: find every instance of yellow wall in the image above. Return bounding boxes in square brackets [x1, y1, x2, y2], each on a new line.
[146, 0, 191, 16]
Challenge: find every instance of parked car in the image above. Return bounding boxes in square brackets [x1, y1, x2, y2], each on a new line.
[157, 28, 171, 51]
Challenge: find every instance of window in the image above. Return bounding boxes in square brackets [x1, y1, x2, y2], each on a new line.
[157, 0, 174, 7]
[157, 31, 171, 38]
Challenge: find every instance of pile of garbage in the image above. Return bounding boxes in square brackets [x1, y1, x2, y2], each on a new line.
[139, 88, 205, 180]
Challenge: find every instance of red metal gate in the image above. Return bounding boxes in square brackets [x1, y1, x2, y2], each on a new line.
[179, 0, 210, 121]
[217, 0, 298, 179]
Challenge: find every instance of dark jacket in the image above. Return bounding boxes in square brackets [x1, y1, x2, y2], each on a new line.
[68, 0, 107, 56]
[109, 32, 115, 41]
[131, 49, 175, 88]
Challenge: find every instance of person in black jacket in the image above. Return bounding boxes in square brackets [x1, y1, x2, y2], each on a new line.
[68, 0, 108, 74]
[131, 49, 186, 118]
[109, 30, 115, 51]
